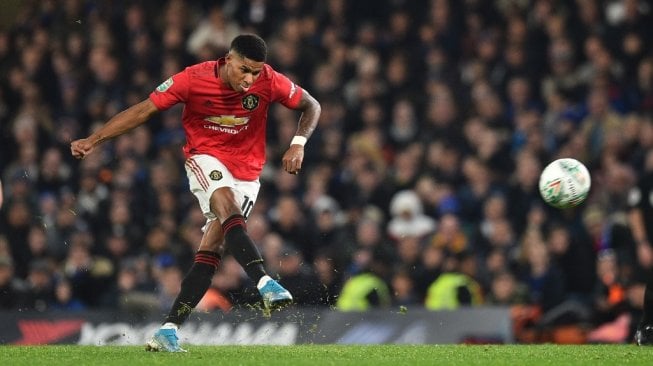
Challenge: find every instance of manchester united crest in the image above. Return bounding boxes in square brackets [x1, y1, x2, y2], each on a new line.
[241, 94, 259, 111]
[209, 170, 223, 181]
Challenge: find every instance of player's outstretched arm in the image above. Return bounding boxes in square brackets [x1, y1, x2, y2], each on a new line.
[282, 90, 321, 175]
[71, 98, 160, 159]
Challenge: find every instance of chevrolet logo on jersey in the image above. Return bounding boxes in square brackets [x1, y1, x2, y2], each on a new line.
[204, 115, 250, 126]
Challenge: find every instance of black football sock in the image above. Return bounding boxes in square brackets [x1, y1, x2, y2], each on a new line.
[222, 214, 267, 283]
[164, 251, 220, 325]
[642, 272, 653, 325]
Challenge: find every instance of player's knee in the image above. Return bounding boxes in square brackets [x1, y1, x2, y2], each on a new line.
[199, 240, 222, 253]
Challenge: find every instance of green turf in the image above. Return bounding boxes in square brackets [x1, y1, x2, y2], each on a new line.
[1, 344, 652, 366]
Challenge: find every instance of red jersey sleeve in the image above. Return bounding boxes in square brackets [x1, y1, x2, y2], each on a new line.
[269, 70, 303, 109]
[149, 68, 191, 111]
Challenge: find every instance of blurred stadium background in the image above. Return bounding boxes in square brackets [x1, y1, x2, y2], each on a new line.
[1, 0, 653, 345]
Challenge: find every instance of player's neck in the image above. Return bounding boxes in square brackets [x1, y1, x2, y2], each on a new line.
[217, 63, 232, 90]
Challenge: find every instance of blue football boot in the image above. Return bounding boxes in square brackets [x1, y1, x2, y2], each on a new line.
[259, 279, 293, 311]
[145, 328, 187, 352]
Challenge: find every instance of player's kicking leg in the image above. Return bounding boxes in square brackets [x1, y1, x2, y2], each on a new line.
[204, 165, 293, 312]
[219, 209, 293, 311]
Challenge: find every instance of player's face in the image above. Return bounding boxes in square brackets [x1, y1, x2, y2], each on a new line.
[225, 52, 264, 93]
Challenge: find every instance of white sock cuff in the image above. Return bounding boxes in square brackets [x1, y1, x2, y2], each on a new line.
[162, 322, 179, 330]
[257, 275, 273, 289]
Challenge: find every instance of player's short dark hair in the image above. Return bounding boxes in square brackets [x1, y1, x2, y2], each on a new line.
[230, 34, 267, 62]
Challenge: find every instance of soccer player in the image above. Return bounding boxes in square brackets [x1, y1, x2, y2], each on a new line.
[630, 151, 653, 345]
[70, 34, 321, 352]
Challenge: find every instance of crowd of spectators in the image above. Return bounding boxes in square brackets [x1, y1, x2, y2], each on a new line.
[1, 0, 653, 343]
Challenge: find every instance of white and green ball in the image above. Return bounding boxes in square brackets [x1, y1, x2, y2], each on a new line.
[538, 158, 591, 209]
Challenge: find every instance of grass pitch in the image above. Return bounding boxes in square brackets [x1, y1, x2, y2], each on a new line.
[2, 344, 652, 366]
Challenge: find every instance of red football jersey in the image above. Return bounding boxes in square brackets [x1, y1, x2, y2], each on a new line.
[149, 58, 303, 180]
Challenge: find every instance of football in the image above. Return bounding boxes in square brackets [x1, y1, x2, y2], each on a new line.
[538, 158, 591, 209]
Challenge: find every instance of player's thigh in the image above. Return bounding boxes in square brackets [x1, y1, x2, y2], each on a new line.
[185, 154, 260, 221]
[231, 178, 260, 220]
[209, 177, 261, 221]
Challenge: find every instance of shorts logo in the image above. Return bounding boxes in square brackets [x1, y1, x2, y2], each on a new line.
[242, 94, 259, 111]
[156, 78, 174, 92]
[209, 170, 223, 181]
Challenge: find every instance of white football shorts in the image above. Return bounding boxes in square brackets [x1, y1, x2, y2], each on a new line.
[184, 154, 260, 226]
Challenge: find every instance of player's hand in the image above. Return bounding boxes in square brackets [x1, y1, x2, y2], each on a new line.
[70, 138, 96, 159]
[282, 144, 304, 175]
